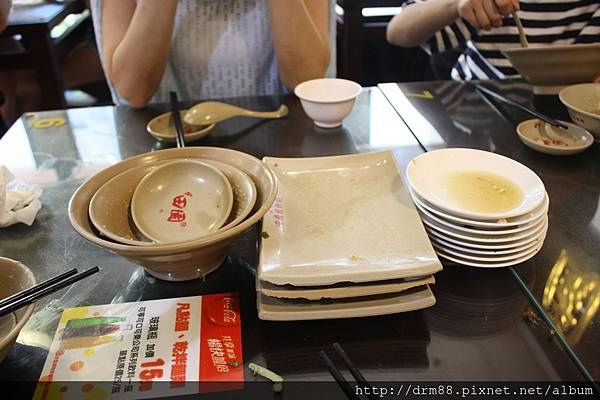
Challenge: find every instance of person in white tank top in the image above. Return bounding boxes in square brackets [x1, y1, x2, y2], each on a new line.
[91, 0, 335, 107]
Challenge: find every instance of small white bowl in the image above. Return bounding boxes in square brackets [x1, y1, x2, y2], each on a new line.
[131, 160, 233, 243]
[559, 83, 600, 140]
[294, 78, 362, 128]
[516, 119, 594, 156]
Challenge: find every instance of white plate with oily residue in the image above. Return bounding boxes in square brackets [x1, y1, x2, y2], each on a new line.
[516, 119, 594, 156]
[258, 285, 436, 321]
[410, 188, 549, 229]
[259, 151, 443, 286]
[406, 148, 546, 220]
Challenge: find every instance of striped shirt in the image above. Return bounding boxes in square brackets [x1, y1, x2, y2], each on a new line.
[404, 0, 600, 80]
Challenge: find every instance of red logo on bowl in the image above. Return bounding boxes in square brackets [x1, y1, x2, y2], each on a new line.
[207, 297, 239, 327]
[167, 192, 193, 226]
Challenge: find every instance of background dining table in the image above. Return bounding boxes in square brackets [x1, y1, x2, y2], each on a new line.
[1, 0, 90, 110]
[0, 83, 597, 398]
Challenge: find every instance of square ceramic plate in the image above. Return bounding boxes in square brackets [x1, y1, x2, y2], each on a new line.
[257, 275, 435, 300]
[259, 151, 443, 286]
[258, 285, 436, 321]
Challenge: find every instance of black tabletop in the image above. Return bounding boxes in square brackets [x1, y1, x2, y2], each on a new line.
[0, 87, 592, 398]
[379, 80, 600, 381]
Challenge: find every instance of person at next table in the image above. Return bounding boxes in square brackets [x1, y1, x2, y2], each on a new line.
[386, 0, 600, 81]
[91, 0, 336, 107]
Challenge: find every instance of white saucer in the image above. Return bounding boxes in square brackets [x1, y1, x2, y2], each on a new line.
[415, 201, 542, 236]
[410, 189, 549, 229]
[425, 220, 547, 250]
[147, 110, 215, 143]
[431, 240, 541, 263]
[433, 244, 543, 268]
[421, 214, 547, 243]
[516, 119, 593, 156]
[429, 231, 545, 256]
[406, 148, 546, 220]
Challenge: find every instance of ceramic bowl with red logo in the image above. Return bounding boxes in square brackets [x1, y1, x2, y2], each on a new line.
[131, 160, 233, 243]
[68, 147, 277, 281]
[559, 83, 600, 140]
[88, 160, 257, 246]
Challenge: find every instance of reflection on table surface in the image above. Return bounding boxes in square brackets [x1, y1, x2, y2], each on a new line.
[379, 80, 600, 380]
[0, 88, 587, 393]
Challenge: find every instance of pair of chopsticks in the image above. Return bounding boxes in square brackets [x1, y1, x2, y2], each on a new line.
[169, 91, 186, 149]
[474, 84, 568, 130]
[319, 342, 377, 400]
[0, 267, 100, 318]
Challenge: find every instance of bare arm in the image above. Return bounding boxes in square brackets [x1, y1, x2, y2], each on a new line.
[268, 0, 330, 90]
[100, 0, 178, 107]
[0, 0, 12, 33]
[386, 0, 519, 48]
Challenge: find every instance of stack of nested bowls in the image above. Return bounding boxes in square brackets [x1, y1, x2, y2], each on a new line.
[69, 147, 277, 281]
[406, 148, 549, 268]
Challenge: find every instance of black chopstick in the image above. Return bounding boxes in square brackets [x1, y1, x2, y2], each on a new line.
[319, 350, 361, 400]
[169, 91, 186, 149]
[0, 267, 100, 318]
[474, 84, 568, 130]
[333, 343, 378, 400]
[475, 84, 519, 127]
[0, 268, 78, 309]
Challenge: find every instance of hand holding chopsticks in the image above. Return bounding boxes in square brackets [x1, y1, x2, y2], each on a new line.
[0, 266, 100, 318]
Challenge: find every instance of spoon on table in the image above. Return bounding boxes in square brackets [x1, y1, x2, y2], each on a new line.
[184, 101, 289, 126]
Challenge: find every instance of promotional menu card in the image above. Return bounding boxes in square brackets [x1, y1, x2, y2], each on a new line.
[33, 293, 243, 400]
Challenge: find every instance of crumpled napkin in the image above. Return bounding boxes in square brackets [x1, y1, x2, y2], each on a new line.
[0, 165, 42, 227]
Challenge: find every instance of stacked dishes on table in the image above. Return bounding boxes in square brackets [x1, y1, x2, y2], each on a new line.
[406, 148, 549, 268]
[257, 151, 443, 321]
[68, 147, 277, 281]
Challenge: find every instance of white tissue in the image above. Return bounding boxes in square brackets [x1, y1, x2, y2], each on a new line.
[0, 165, 43, 228]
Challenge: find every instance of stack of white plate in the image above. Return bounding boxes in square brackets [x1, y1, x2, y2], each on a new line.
[257, 151, 443, 321]
[406, 148, 549, 268]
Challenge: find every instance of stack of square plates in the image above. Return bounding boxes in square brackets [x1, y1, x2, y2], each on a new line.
[405, 148, 548, 268]
[257, 151, 443, 321]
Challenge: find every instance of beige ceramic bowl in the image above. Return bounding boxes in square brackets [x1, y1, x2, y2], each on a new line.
[503, 44, 600, 94]
[89, 163, 166, 245]
[559, 83, 600, 140]
[0, 257, 36, 363]
[89, 160, 257, 246]
[147, 110, 215, 142]
[131, 160, 234, 244]
[294, 78, 362, 128]
[69, 147, 277, 281]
